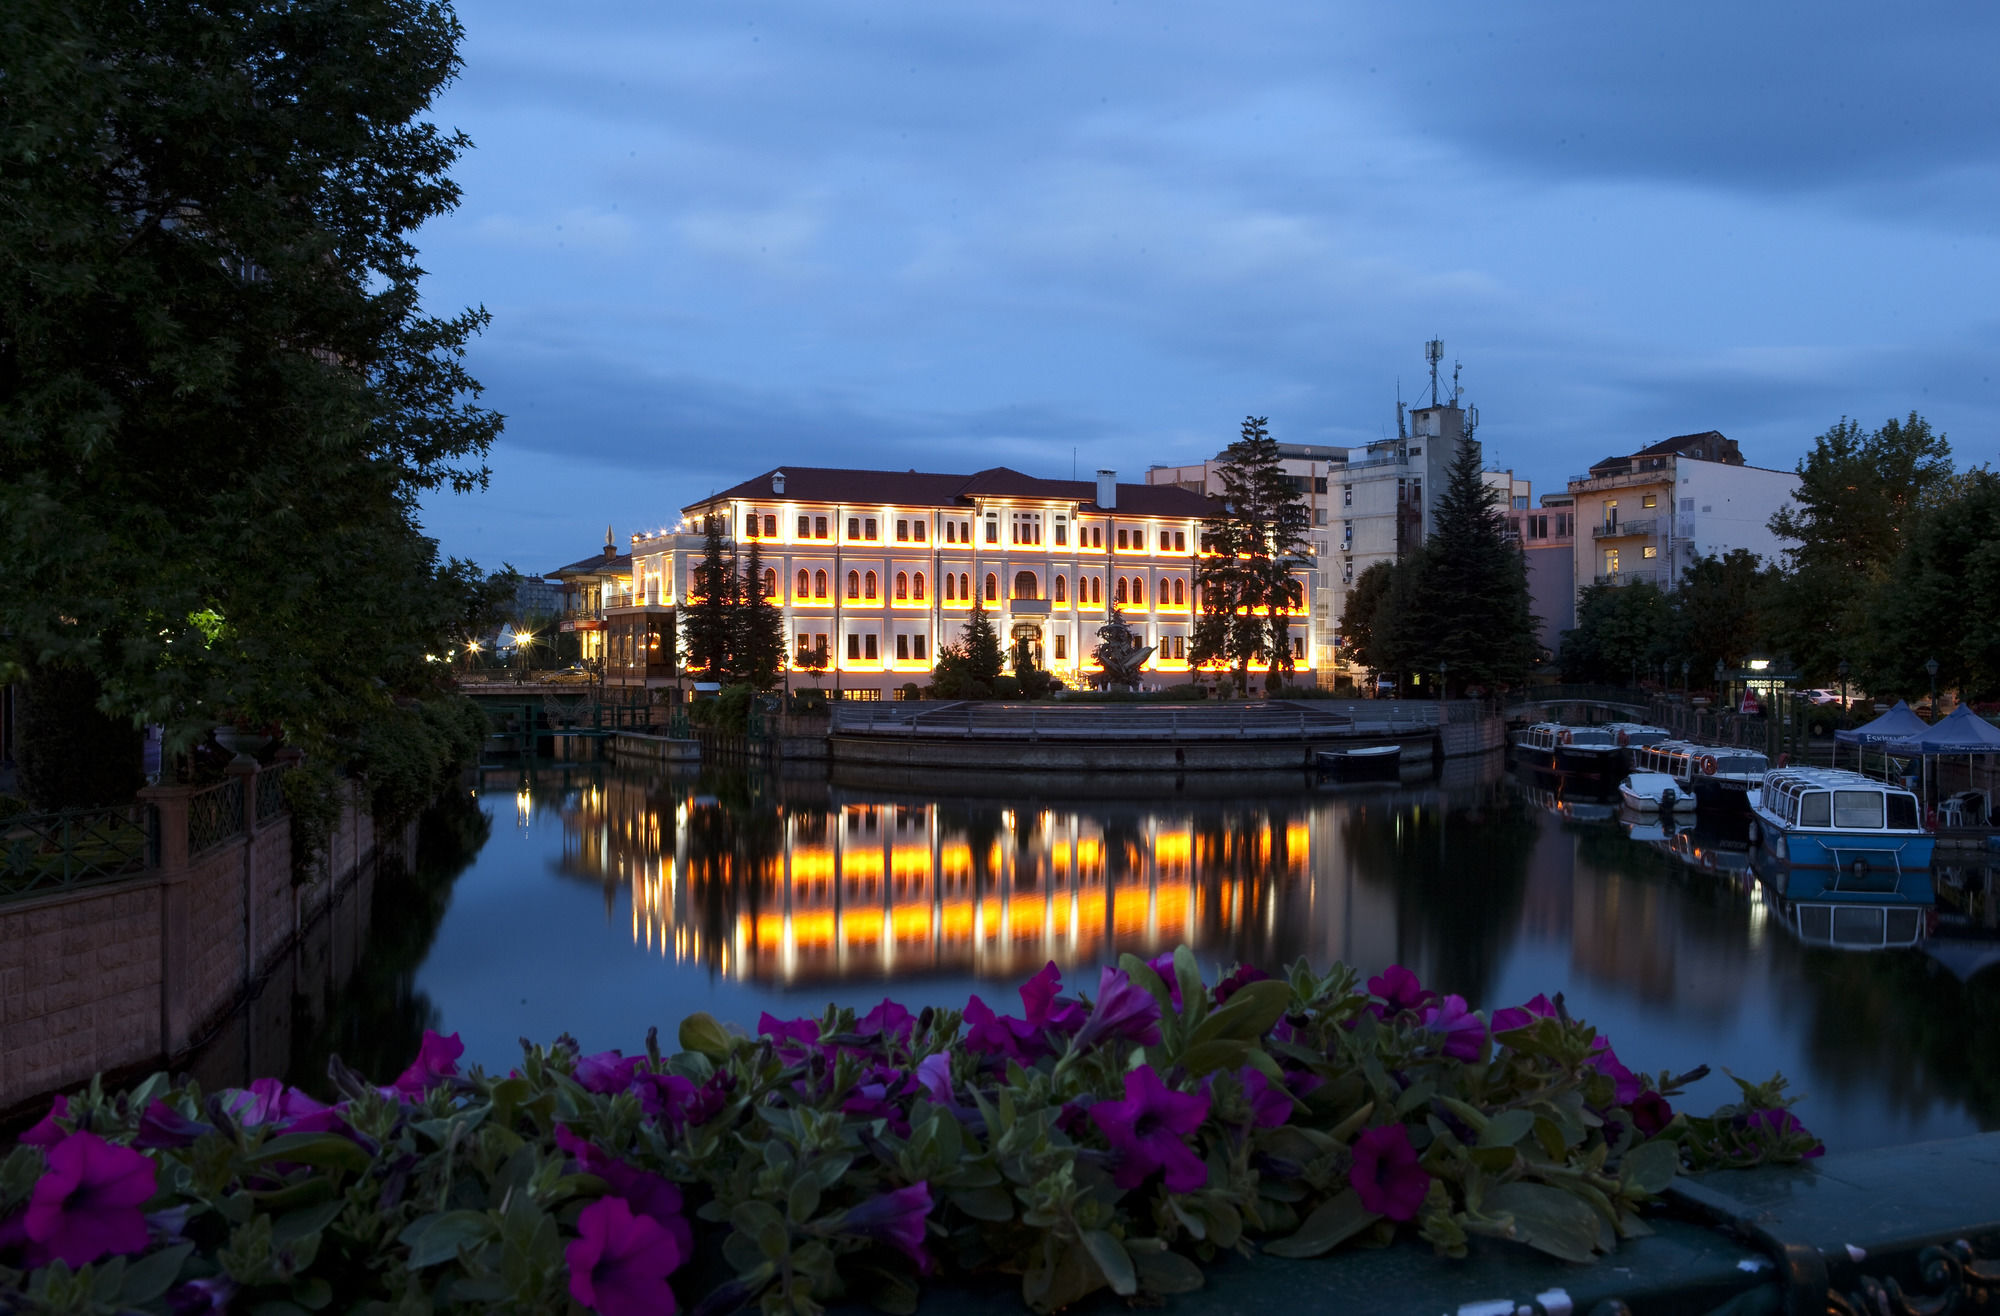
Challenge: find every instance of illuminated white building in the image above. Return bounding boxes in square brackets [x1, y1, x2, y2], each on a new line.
[610, 465, 1316, 698]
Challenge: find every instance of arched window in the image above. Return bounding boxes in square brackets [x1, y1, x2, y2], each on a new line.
[944, 573, 956, 601]
[895, 572, 908, 600]
[1131, 577, 1144, 605]
[815, 570, 828, 599]
[1173, 578, 1185, 605]
[960, 573, 971, 599]
[1092, 576, 1103, 603]
[984, 572, 998, 602]
[762, 568, 778, 598]
[1053, 575, 1067, 603]
[913, 572, 926, 600]
[1115, 578, 1129, 605]
[1013, 570, 1038, 600]
[864, 571, 878, 600]
[796, 569, 809, 598]
[847, 570, 860, 600]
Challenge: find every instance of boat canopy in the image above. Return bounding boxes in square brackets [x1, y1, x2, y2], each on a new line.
[1884, 705, 2000, 756]
[1834, 700, 1931, 746]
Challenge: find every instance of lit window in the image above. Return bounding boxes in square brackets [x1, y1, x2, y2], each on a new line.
[865, 571, 877, 599]
[1054, 635, 1067, 660]
[897, 634, 910, 660]
[897, 519, 909, 542]
[1054, 575, 1067, 603]
[1115, 578, 1129, 605]
[1642, 494, 1657, 509]
[945, 522, 956, 544]
[1132, 577, 1144, 606]
[1174, 530, 1186, 551]
[1643, 546, 1659, 559]
[985, 519, 998, 544]
[984, 572, 998, 601]
[814, 570, 827, 598]
[847, 517, 860, 539]
[895, 572, 908, 599]
[914, 635, 927, 660]
[944, 574, 956, 601]
[913, 521, 926, 543]
[764, 514, 776, 537]
[797, 515, 810, 537]
[913, 572, 926, 600]
[1173, 578, 1185, 605]
[847, 570, 860, 599]
[815, 516, 828, 539]
[864, 518, 878, 540]
[847, 634, 860, 659]
[796, 569, 809, 597]
[865, 634, 878, 660]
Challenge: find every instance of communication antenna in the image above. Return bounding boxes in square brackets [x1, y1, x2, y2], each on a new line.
[1424, 339, 1444, 407]
[1450, 359, 1464, 407]
[1396, 379, 1407, 439]
[1465, 404, 1479, 444]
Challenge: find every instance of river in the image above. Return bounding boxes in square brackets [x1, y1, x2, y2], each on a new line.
[266, 748, 2000, 1154]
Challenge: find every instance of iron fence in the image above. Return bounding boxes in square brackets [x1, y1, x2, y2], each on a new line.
[255, 764, 291, 822]
[1, 803, 159, 903]
[188, 778, 245, 856]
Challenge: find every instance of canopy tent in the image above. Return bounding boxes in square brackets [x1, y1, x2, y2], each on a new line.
[1833, 700, 1932, 773]
[1884, 705, 2000, 817]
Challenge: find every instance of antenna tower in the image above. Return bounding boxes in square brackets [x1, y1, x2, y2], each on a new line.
[1424, 339, 1444, 407]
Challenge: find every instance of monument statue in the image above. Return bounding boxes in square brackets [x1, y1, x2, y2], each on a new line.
[1092, 608, 1155, 691]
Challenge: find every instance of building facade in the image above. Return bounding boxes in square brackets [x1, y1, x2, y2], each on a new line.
[606, 466, 1309, 698]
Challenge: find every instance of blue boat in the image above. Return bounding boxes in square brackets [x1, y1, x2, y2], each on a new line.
[1748, 767, 1934, 910]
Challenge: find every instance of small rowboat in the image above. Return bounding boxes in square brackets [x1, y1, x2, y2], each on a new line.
[1316, 744, 1403, 778]
[1618, 771, 1684, 814]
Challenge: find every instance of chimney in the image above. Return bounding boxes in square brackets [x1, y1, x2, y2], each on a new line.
[1096, 469, 1117, 510]
[772, 470, 786, 495]
[604, 523, 615, 558]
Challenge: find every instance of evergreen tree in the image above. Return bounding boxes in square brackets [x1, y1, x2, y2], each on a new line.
[1191, 416, 1310, 693]
[734, 538, 787, 690]
[1671, 550, 1772, 681]
[1338, 561, 1396, 679]
[1401, 435, 1537, 693]
[686, 509, 736, 679]
[962, 596, 1006, 687]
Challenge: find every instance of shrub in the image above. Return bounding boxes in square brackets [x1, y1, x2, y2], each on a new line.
[12, 664, 142, 811]
[0, 950, 1820, 1315]
[991, 675, 1023, 699]
[352, 694, 488, 825]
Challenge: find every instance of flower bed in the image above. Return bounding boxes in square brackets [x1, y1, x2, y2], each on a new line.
[0, 950, 1820, 1314]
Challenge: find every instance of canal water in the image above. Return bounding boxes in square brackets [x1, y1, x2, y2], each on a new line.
[269, 750, 2000, 1155]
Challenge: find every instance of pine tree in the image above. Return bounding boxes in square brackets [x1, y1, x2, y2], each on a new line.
[686, 508, 736, 679]
[1403, 435, 1537, 693]
[734, 537, 787, 690]
[1191, 416, 1311, 693]
[962, 596, 1006, 687]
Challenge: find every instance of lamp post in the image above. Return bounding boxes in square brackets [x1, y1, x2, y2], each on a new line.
[1437, 660, 1448, 702]
[1925, 656, 1940, 716]
[1681, 659, 1690, 695]
[1836, 659, 1850, 727]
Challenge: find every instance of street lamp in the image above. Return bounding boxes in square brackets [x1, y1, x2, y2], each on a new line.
[1925, 656, 1940, 714]
[1836, 659, 1850, 725]
[1681, 659, 1690, 695]
[1438, 660, 1448, 702]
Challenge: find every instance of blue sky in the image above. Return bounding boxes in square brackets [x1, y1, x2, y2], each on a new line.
[411, 1, 2000, 573]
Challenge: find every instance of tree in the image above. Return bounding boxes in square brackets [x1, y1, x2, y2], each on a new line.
[1, 0, 499, 780]
[684, 509, 736, 680]
[1767, 414, 1955, 683]
[1561, 582, 1674, 684]
[1867, 470, 2000, 700]
[1397, 435, 1538, 693]
[1011, 636, 1056, 699]
[1192, 416, 1310, 693]
[1671, 550, 1772, 681]
[733, 538, 786, 691]
[961, 597, 1006, 688]
[1339, 562, 1396, 678]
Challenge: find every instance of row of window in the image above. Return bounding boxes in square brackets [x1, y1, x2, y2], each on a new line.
[736, 510, 1190, 552]
[787, 631, 1255, 665]
[761, 567, 1197, 607]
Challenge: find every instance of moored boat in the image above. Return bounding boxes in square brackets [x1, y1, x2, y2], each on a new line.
[1314, 744, 1403, 779]
[1512, 723, 1623, 779]
[1630, 740, 1769, 814]
[1749, 767, 1934, 913]
[1618, 771, 1685, 814]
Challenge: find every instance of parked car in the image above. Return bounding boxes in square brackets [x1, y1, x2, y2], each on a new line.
[1374, 676, 1397, 696]
[1803, 688, 1840, 706]
[548, 664, 595, 685]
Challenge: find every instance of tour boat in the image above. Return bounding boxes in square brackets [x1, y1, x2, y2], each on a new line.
[1603, 723, 1674, 768]
[1315, 744, 1403, 779]
[1765, 893, 1930, 951]
[1512, 723, 1623, 779]
[1618, 771, 1685, 814]
[1748, 767, 1934, 911]
[1630, 740, 1770, 813]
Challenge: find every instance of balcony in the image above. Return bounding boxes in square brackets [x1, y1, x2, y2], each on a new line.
[1594, 568, 1666, 588]
[1590, 516, 1659, 540]
[1567, 462, 1673, 493]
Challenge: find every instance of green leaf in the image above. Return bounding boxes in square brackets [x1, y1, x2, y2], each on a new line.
[1484, 1182, 1603, 1263]
[1172, 945, 1208, 1028]
[1481, 1109, 1536, 1148]
[246, 1132, 373, 1174]
[680, 1011, 733, 1060]
[119, 1241, 194, 1304]
[1620, 1139, 1679, 1195]
[1117, 954, 1177, 1019]
[788, 1178, 821, 1224]
[399, 1210, 497, 1268]
[1079, 1229, 1137, 1296]
[272, 1200, 345, 1247]
[1178, 1037, 1252, 1076]
[950, 1186, 1015, 1222]
[1188, 980, 1293, 1047]
[1133, 1246, 1206, 1295]
[1261, 1189, 1378, 1258]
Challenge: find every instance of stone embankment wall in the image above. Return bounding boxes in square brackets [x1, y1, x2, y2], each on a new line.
[0, 762, 408, 1117]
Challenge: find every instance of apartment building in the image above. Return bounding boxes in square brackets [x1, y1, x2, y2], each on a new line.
[1566, 431, 1799, 601]
[1505, 491, 1576, 657]
[603, 465, 1308, 698]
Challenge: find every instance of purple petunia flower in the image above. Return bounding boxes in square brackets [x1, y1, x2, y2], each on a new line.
[25, 1130, 158, 1267]
[21, 1094, 68, 1149]
[1350, 1124, 1430, 1221]
[574, 1051, 647, 1096]
[566, 1196, 685, 1316]
[858, 999, 916, 1046]
[1090, 1065, 1211, 1191]
[1587, 1039, 1642, 1105]
[962, 995, 1030, 1062]
[391, 1031, 464, 1098]
[757, 1012, 821, 1061]
[1744, 1108, 1824, 1158]
[1017, 961, 1086, 1035]
[1420, 995, 1486, 1063]
[1490, 993, 1557, 1035]
[222, 1078, 330, 1128]
[1071, 967, 1164, 1052]
[1214, 965, 1270, 1004]
[915, 1054, 954, 1105]
[135, 1100, 214, 1150]
[1367, 965, 1433, 1016]
[1145, 952, 1186, 1008]
[1238, 1067, 1322, 1128]
[838, 1182, 934, 1272]
[554, 1126, 694, 1259]
[1631, 1090, 1674, 1138]
[168, 1275, 238, 1315]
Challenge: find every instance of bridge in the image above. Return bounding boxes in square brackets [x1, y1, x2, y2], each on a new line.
[1502, 684, 1652, 721]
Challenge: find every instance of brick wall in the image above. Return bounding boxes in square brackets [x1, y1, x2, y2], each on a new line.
[0, 885, 163, 1108]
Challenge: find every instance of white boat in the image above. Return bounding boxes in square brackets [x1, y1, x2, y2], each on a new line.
[1315, 744, 1403, 778]
[1618, 771, 1685, 814]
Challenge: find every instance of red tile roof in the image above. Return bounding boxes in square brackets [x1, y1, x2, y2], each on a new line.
[685, 466, 1215, 517]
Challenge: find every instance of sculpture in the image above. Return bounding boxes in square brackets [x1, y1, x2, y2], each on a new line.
[1092, 608, 1155, 691]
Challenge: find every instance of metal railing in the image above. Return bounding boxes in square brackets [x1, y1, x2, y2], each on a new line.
[187, 778, 245, 856]
[1590, 517, 1659, 540]
[255, 764, 291, 822]
[1, 803, 159, 903]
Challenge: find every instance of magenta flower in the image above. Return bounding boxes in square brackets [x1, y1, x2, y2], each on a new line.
[1632, 1091, 1674, 1138]
[838, 1182, 934, 1272]
[1145, 952, 1185, 1008]
[1071, 967, 1164, 1051]
[1420, 994, 1486, 1063]
[916, 1053, 953, 1104]
[574, 1051, 648, 1096]
[1490, 993, 1557, 1034]
[1214, 964, 1270, 1004]
[1017, 961, 1086, 1034]
[1350, 1124, 1430, 1221]
[841, 1069, 918, 1136]
[1745, 1108, 1824, 1158]
[757, 1012, 821, 1060]
[566, 1196, 685, 1316]
[391, 1030, 464, 1097]
[135, 1100, 213, 1150]
[1367, 965, 1433, 1015]
[168, 1275, 238, 1315]
[1587, 1039, 1642, 1105]
[1238, 1067, 1322, 1128]
[962, 995, 1029, 1061]
[25, 1130, 158, 1267]
[554, 1127, 694, 1260]
[1089, 1065, 1211, 1192]
[22, 1095, 68, 1148]
[222, 1077, 329, 1127]
[858, 999, 916, 1046]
